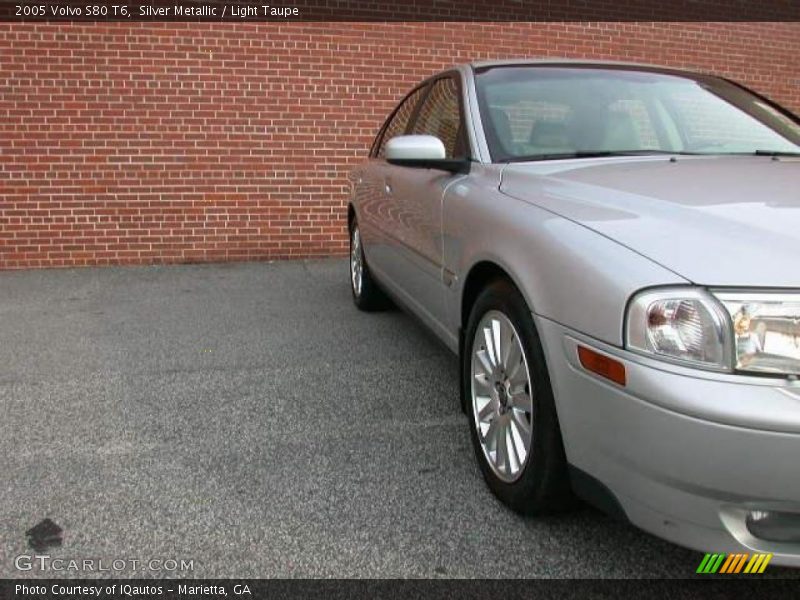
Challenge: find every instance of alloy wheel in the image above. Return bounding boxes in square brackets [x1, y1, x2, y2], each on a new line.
[471, 310, 534, 483]
[350, 226, 363, 297]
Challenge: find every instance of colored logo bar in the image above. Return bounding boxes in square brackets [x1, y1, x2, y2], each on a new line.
[696, 553, 773, 574]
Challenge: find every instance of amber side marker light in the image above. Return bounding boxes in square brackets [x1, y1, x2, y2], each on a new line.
[577, 346, 627, 386]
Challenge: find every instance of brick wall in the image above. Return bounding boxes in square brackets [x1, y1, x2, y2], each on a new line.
[1, 21, 799, 269]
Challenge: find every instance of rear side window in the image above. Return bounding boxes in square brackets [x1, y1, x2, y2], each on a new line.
[410, 77, 466, 158]
[373, 85, 428, 158]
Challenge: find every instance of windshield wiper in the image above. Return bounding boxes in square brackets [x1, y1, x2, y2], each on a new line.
[753, 150, 800, 157]
[503, 150, 698, 163]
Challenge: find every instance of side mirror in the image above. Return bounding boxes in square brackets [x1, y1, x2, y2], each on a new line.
[385, 135, 471, 174]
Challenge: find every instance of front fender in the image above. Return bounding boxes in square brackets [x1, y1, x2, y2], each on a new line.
[442, 177, 687, 347]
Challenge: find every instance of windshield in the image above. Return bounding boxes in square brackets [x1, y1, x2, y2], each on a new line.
[475, 66, 800, 162]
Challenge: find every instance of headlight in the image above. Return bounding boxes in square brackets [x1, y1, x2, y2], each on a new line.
[713, 292, 800, 376]
[626, 288, 733, 371]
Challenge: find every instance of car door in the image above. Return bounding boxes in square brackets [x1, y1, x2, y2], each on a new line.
[382, 75, 470, 330]
[353, 84, 429, 281]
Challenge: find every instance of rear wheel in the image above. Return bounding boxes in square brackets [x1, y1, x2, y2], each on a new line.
[463, 279, 573, 514]
[350, 218, 389, 311]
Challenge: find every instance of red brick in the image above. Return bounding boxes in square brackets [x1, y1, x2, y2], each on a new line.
[0, 21, 798, 269]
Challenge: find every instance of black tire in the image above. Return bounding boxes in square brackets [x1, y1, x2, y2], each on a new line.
[349, 218, 390, 311]
[462, 278, 573, 514]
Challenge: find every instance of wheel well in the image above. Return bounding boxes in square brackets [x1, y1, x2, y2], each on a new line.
[461, 261, 515, 328]
[347, 204, 355, 232]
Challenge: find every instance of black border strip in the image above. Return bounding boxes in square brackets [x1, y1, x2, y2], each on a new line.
[1, 0, 799, 22]
[3, 579, 800, 599]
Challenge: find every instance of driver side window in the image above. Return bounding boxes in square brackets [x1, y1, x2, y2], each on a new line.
[374, 85, 427, 159]
[410, 77, 467, 158]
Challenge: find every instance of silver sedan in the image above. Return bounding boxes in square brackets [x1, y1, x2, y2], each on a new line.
[347, 60, 800, 565]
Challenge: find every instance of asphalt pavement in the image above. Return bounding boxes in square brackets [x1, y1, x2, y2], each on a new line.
[0, 259, 796, 578]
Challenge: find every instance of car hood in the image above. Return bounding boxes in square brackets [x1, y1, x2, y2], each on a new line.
[500, 155, 800, 287]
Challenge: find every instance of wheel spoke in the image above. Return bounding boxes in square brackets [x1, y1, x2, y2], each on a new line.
[506, 424, 521, 473]
[476, 349, 494, 378]
[509, 418, 528, 464]
[483, 326, 498, 368]
[500, 321, 514, 369]
[508, 390, 532, 413]
[473, 371, 492, 393]
[510, 409, 531, 438]
[505, 341, 522, 380]
[496, 420, 509, 474]
[483, 417, 500, 448]
[492, 319, 502, 369]
[476, 396, 495, 423]
[507, 362, 528, 390]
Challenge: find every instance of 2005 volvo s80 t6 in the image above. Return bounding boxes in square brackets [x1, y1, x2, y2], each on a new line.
[346, 60, 800, 564]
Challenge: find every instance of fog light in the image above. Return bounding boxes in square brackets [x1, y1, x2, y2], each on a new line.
[746, 510, 800, 543]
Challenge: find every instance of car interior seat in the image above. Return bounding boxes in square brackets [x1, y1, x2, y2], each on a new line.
[487, 107, 514, 157]
[528, 120, 574, 154]
[602, 111, 642, 151]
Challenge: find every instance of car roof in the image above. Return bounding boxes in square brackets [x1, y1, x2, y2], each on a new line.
[464, 58, 705, 77]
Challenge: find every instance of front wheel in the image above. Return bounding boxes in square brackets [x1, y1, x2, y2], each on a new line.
[463, 279, 573, 514]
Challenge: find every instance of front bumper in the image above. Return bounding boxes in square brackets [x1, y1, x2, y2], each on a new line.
[536, 315, 800, 567]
